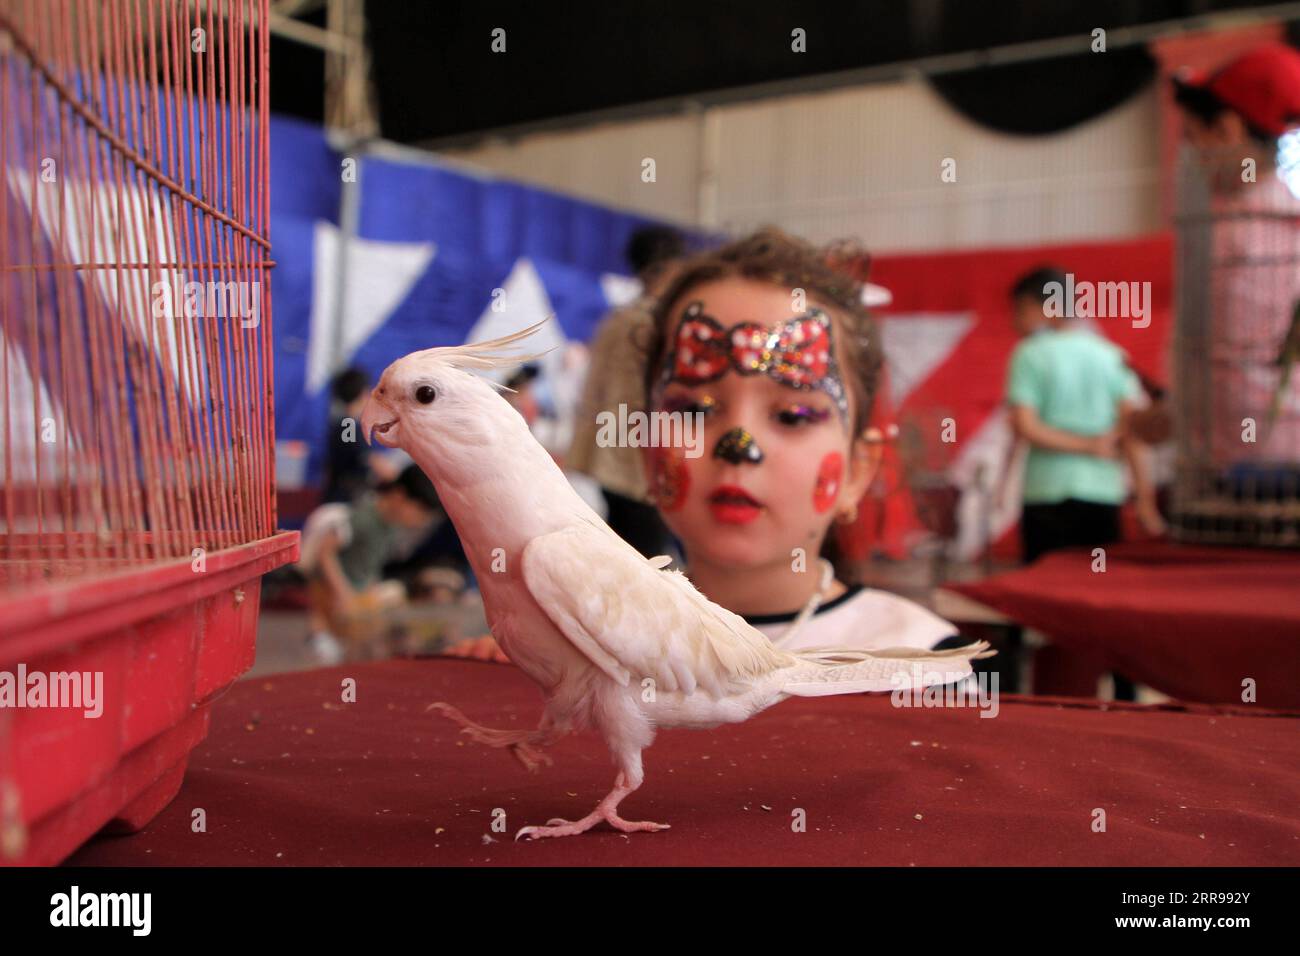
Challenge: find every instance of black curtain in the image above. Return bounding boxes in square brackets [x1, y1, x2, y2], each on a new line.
[928, 48, 1158, 136]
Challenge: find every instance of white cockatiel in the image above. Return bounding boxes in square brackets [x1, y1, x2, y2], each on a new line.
[361, 321, 994, 840]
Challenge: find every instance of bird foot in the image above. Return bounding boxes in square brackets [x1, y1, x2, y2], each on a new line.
[507, 741, 553, 773]
[427, 702, 553, 772]
[516, 809, 670, 841]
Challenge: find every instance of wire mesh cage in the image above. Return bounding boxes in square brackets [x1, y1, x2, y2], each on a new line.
[1170, 145, 1300, 547]
[0, 0, 296, 864]
[1, 0, 278, 573]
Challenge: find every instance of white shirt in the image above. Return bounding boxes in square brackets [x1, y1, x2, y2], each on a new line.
[749, 586, 958, 653]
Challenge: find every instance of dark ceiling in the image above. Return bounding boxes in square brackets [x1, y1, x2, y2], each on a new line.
[268, 1, 1295, 144]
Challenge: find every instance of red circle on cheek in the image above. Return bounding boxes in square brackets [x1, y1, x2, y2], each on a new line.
[813, 452, 843, 514]
[653, 447, 691, 512]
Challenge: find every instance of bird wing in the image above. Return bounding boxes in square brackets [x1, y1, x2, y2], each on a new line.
[521, 524, 795, 698]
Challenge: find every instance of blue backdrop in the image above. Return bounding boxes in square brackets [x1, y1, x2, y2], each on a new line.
[269, 115, 694, 479]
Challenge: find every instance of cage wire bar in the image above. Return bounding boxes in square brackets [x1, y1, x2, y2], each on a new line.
[1171, 146, 1300, 547]
[0, 0, 276, 588]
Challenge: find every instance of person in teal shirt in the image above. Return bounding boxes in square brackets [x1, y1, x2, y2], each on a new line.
[1004, 266, 1165, 701]
[1005, 267, 1163, 562]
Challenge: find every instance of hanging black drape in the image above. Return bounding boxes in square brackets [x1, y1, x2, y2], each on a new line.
[928, 48, 1158, 136]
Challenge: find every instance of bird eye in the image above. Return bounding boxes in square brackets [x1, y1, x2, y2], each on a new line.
[415, 385, 436, 404]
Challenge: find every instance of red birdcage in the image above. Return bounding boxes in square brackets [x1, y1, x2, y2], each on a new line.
[0, 0, 296, 864]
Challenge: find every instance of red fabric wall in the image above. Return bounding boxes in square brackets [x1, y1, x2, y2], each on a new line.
[840, 234, 1174, 561]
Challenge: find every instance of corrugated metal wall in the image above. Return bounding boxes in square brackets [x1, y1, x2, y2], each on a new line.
[441, 76, 1163, 252]
[445, 113, 704, 226]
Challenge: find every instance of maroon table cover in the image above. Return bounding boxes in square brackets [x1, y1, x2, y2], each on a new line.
[67, 658, 1300, 866]
[946, 542, 1300, 708]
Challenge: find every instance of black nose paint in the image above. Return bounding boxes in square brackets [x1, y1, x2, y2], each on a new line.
[714, 427, 764, 465]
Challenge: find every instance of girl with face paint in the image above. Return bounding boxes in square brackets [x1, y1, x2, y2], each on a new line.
[446, 229, 964, 664]
[640, 228, 961, 654]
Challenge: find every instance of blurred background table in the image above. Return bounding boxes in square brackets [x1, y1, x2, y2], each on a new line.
[942, 542, 1300, 707]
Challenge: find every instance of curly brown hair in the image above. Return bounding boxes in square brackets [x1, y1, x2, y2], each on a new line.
[640, 226, 884, 434]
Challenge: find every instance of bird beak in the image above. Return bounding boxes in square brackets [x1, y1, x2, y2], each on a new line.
[360, 393, 399, 447]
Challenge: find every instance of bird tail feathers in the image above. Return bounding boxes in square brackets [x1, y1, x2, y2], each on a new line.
[782, 640, 995, 697]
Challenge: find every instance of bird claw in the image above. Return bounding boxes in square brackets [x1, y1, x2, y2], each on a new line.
[515, 825, 556, 842]
[514, 813, 671, 840]
[515, 823, 583, 841]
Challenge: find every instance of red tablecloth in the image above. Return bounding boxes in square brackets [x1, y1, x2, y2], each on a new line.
[947, 542, 1300, 708]
[67, 658, 1300, 866]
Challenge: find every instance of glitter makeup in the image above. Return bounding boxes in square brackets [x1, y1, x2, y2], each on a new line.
[813, 451, 843, 514]
[661, 393, 717, 417]
[652, 446, 690, 512]
[653, 301, 850, 426]
[777, 404, 832, 427]
[713, 427, 764, 464]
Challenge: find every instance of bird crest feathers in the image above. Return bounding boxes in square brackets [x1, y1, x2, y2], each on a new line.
[410, 317, 557, 383]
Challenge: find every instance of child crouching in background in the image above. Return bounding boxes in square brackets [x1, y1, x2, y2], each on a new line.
[300, 464, 446, 664]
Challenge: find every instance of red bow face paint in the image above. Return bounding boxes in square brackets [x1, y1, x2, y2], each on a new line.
[652, 446, 690, 512]
[813, 451, 843, 514]
[652, 301, 850, 427]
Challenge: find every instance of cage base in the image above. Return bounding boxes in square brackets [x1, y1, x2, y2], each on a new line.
[0, 531, 298, 866]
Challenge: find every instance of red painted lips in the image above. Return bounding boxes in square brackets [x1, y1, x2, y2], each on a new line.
[708, 484, 763, 524]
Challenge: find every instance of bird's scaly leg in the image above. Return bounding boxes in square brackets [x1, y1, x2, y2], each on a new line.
[515, 770, 670, 840]
[427, 702, 554, 772]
